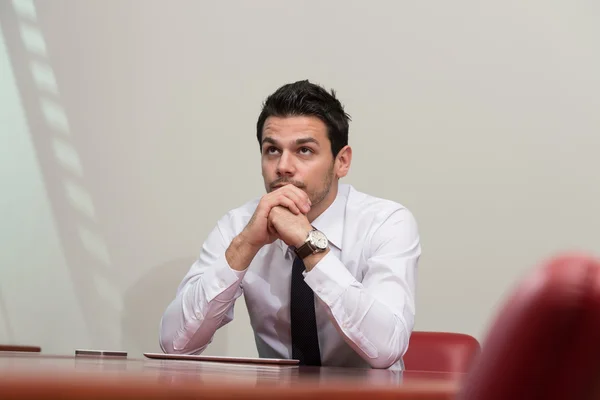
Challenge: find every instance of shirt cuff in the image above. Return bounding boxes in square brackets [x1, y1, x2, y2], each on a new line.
[304, 251, 358, 305]
[200, 254, 247, 302]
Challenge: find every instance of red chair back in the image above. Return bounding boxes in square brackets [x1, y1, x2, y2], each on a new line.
[403, 331, 480, 374]
[458, 254, 600, 400]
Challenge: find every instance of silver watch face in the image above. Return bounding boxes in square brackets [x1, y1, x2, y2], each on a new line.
[309, 230, 328, 250]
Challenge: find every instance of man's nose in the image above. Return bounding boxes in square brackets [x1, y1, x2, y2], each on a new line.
[276, 151, 295, 177]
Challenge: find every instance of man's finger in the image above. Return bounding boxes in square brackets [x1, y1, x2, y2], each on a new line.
[275, 186, 311, 213]
[282, 184, 311, 206]
[274, 195, 301, 215]
[264, 191, 303, 215]
[267, 220, 278, 237]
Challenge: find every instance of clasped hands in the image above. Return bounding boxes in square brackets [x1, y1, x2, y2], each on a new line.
[240, 184, 313, 250]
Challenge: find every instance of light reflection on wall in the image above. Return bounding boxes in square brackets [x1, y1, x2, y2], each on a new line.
[0, 0, 122, 348]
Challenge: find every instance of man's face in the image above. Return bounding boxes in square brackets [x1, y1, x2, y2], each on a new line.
[261, 116, 337, 207]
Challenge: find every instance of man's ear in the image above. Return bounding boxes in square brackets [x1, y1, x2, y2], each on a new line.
[334, 145, 352, 179]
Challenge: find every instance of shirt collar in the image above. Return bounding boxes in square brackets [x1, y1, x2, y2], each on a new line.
[278, 184, 349, 258]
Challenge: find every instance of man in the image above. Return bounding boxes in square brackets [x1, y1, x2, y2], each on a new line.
[159, 80, 420, 370]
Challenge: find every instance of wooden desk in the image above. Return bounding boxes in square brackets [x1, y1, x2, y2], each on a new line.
[0, 353, 460, 399]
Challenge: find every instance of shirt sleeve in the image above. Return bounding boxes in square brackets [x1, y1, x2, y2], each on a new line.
[304, 208, 420, 369]
[159, 217, 246, 354]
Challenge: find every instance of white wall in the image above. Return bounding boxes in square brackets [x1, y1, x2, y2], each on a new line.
[1, 0, 598, 358]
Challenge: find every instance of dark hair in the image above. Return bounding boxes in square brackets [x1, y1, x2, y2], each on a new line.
[256, 80, 351, 157]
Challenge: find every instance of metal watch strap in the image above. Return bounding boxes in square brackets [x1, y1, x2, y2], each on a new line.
[294, 242, 315, 259]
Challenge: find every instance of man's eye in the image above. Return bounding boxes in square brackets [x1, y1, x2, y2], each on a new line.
[299, 147, 313, 155]
[265, 146, 279, 155]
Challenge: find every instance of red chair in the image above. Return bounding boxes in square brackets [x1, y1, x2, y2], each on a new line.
[403, 331, 480, 374]
[458, 253, 600, 400]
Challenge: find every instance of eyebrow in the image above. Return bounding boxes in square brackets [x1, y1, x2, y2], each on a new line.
[261, 137, 320, 147]
[261, 137, 278, 146]
[295, 137, 319, 146]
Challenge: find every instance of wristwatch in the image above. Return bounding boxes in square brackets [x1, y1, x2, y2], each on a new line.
[294, 229, 329, 259]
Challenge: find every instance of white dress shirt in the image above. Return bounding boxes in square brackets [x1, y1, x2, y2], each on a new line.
[159, 184, 420, 370]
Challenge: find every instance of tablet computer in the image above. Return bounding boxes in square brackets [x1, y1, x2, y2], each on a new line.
[143, 352, 299, 365]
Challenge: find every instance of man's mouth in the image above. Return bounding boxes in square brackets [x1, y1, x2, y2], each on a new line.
[271, 182, 303, 190]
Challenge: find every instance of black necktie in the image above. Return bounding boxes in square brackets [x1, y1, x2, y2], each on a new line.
[290, 255, 321, 366]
